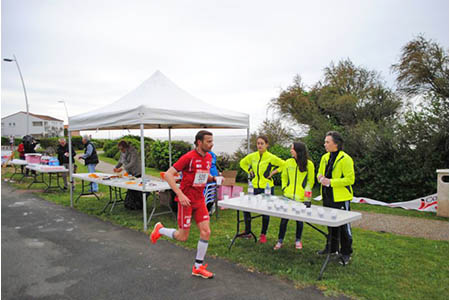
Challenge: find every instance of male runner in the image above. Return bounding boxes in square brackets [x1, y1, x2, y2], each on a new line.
[150, 130, 216, 279]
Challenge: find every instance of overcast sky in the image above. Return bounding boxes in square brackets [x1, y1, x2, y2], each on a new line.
[1, 0, 448, 139]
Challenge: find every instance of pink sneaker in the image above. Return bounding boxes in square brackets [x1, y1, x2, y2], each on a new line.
[295, 241, 303, 249]
[259, 234, 267, 243]
[273, 241, 283, 250]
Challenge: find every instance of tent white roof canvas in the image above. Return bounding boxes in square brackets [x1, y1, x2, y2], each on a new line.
[69, 71, 249, 131]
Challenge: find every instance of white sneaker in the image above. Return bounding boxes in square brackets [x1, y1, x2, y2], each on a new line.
[273, 241, 283, 250]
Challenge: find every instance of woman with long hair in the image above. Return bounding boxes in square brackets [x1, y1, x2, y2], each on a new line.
[274, 141, 315, 250]
[239, 135, 286, 243]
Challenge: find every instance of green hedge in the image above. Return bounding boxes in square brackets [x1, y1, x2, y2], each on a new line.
[147, 140, 192, 171]
[1, 137, 22, 146]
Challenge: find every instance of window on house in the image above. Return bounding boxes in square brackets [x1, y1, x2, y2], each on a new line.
[9, 123, 11, 126]
[13, 123, 15, 126]
[32, 121, 43, 126]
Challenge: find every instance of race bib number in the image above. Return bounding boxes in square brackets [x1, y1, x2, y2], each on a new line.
[193, 170, 209, 187]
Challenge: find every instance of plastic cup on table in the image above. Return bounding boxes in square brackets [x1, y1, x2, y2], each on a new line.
[300, 204, 306, 214]
[215, 176, 224, 185]
[318, 207, 325, 218]
[240, 192, 245, 198]
[224, 195, 229, 201]
[331, 210, 337, 220]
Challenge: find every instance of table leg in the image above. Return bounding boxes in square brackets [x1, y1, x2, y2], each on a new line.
[228, 210, 258, 250]
[318, 228, 332, 280]
[147, 192, 157, 225]
[27, 172, 47, 189]
[10, 165, 20, 180]
[110, 187, 124, 212]
[76, 180, 100, 202]
[305, 222, 342, 280]
[101, 186, 115, 213]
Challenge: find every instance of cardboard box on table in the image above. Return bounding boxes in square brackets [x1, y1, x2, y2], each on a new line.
[216, 170, 241, 200]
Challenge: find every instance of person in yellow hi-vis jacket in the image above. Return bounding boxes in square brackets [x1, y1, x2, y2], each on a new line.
[239, 135, 285, 243]
[317, 131, 355, 265]
[273, 141, 315, 251]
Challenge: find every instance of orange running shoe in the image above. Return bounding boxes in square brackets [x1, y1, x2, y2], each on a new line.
[150, 222, 164, 244]
[192, 264, 215, 279]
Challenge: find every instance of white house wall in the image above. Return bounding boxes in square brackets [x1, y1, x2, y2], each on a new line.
[1, 112, 64, 138]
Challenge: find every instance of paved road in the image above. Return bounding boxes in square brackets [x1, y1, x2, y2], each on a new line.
[1, 182, 347, 300]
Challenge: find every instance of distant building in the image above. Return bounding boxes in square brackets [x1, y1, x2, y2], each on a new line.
[64, 125, 80, 137]
[1, 111, 64, 138]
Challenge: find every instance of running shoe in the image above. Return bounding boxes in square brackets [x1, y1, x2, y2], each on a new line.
[150, 222, 164, 244]
[295, 241, 303, 250]
[239, 232, 253, 239]
[317, 248, 338, 255]
[192, 264, 215, 279]
[273, 241, 283, 250]
[259, 234, 267, 243]
[339, 255, 351, 266]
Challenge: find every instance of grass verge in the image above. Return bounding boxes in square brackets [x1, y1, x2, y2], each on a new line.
[1, 164, 448, 300]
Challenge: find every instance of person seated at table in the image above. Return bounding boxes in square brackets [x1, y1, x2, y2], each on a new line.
[273, 141, 315, 251]
[239, 135, 285, 243]
[113, 141, 141, 177]
[57, 138, 77, 190]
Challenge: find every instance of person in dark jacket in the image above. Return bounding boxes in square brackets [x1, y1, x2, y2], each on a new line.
[113, 141, 141, 177]
[78, 135, 99, 192]
[317, 131, 355, 265]
[23, 135, 37, 175]
[57, 138, 77, 190]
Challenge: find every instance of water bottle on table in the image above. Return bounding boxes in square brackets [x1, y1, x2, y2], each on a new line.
[248, 180, 254, 195]
[264, 183, 271, 197]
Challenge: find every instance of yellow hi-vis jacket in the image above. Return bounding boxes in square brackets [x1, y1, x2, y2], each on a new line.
[317, 151, 355, 202]
[281, 158, 315, 201]
[240, 151, 285, 189]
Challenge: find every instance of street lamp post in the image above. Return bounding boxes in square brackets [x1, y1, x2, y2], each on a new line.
[3, 55, 30, 135]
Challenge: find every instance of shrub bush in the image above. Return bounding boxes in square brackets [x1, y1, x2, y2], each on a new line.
[147, 140, 192, 171]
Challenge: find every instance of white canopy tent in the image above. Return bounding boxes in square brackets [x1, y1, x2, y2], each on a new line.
[68, 71, 250, 230]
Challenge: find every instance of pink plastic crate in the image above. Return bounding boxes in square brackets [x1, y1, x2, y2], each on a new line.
[231, 185, 243, 198]
[217, 185, 232, 200]
[25, 153, 42, 164]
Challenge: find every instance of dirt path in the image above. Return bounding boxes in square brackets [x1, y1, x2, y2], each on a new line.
[352, 211, 448, 241]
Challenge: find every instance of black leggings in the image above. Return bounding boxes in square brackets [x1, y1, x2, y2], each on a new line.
[278, 219, 303, 242]
[243, 187, 273, 235]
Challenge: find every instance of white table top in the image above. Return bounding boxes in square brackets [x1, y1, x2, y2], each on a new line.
[26, 164, 68, 173]
[9, 159, 28, 165]
[218, 195, 362, 227]
[72, 173, 171, 192]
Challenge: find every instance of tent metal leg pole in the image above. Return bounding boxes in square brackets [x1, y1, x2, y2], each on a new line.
[140, 123, 148, 231]
[68, 130, 73, 207]
[168, 128, 172, 167]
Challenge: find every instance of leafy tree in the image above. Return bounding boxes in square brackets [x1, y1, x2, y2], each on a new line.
[240, 118, 296, 153]
[392, 35, 449, 100]
[392, 35, 449, 194]
[271, 59, 409, 201]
